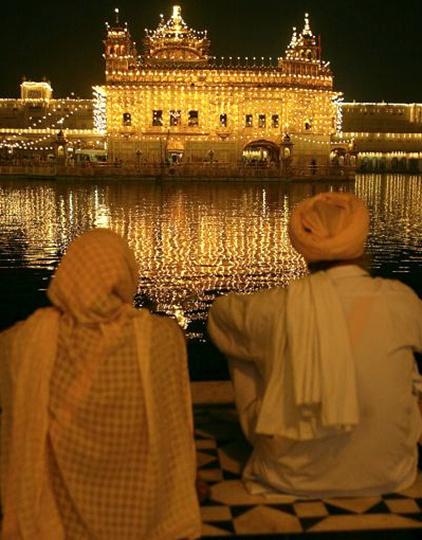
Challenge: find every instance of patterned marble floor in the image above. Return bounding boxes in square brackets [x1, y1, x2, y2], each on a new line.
[195, 404, 422, 539]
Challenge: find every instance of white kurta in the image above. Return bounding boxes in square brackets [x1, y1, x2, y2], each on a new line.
[208, 265, 422, 497]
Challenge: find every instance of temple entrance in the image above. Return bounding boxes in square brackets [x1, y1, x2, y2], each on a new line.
[166, 137, 184, 164]
[330, 147, 350, 167]
[242, 140, 279, 166]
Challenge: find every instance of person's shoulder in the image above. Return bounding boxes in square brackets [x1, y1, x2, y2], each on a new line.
[0, 308, 48, 350]
[2, 307, 59, 340]
[373, 278, 421, 314]
[377, 277, 420, 299]
[152, 312, 182, 331]
[211, 287, 288, 323]
[0, 321, 23, 344]
[134, 308, 183, 335]
[214, 286, 287, 305]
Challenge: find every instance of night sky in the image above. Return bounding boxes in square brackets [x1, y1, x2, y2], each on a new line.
[1, 0, 421, 103]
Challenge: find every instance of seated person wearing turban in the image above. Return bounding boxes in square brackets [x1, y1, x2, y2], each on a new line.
[208, 192, 422, 497]
[0, 229, 201, 540]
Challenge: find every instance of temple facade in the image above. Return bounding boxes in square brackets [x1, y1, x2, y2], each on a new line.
[97, 6, 340, 171]
[2, 6, 421, 174]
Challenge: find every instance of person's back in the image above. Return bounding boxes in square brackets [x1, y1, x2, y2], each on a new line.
[240, 267, 421, 497]
[0, 229, 201, 539]
[48, 313, 198, 538]
[208, 192, 422, 497]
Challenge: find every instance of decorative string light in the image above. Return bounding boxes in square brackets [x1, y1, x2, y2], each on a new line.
[98, 7, 344, 165]
[4, 7, 421, 164]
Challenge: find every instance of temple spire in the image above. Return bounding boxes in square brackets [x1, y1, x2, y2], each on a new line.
[281, 12, 325, 67]
[288, 27, 298, 48]
[172, 5, 182, 23]
[302, 13, 313, 37]
[104, 9, 138, 77]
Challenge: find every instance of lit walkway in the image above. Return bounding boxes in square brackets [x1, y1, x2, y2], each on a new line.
[192, 382, 422, 539]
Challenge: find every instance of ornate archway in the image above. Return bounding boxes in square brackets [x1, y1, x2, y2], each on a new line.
[166, 137, 184, 163]
[330, 146, 350, 167]
[242, 139, 279, 165]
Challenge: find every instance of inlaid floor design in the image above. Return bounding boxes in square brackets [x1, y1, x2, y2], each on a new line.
[195, 404, 422, 538]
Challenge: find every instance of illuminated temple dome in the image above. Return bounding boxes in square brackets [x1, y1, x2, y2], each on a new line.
[144, 5, 210, 64]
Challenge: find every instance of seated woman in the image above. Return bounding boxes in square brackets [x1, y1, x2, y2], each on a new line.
[0, 229, 201, 539]
[208, 192, 422, 498]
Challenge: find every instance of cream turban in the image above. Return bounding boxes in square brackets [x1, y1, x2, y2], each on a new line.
[288, 192, 369, 262]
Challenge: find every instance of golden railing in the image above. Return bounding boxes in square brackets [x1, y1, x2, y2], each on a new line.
[0, 162, 355, 180]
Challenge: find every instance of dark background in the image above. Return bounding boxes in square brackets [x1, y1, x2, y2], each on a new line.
[1, 0, 421, 102]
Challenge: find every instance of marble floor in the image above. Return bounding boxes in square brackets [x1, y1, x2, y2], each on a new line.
[193, 397, 422, 539]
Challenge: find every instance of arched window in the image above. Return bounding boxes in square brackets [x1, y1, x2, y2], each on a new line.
[122, 112, 131, 126]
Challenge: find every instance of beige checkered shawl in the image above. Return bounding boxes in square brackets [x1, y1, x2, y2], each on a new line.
[49, 311, 201, 540]
[0, 229, 201, 539]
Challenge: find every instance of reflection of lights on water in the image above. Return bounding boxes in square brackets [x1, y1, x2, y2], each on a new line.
[262, 187, 267, 216]
[174, 306, 189, 329]
[355, 174, 422, 273]
[0, 176, 421, 337]
[94, 204, 111, 228]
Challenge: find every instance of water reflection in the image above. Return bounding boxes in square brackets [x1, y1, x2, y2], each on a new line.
[356, 175, 422, 275]
[0, 175, 421, 339]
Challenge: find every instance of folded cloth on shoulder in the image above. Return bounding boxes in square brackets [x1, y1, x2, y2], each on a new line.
[256, 271, 359, 441]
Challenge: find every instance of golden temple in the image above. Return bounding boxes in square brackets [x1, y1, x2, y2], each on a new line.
[1, 5, 422, 175]
[97, 5, 340, 171]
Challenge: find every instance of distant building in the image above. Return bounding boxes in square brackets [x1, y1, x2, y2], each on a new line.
[96, 5, 339, 171]
[0, 81, 102, 162]
[337, 102, 422, 173]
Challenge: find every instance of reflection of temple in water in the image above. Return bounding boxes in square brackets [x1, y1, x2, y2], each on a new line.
[0, 176, 421, 334]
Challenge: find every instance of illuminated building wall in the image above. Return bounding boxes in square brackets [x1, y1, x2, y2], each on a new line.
[342, 102, 422, 133]
[0, 82, 101, 157]
[2, 7, 421, 170]
[337, 102, 422, 172]
[99, 6, 339, 169]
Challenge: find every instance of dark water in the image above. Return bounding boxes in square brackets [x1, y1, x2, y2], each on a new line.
[0, 174, 421, 379]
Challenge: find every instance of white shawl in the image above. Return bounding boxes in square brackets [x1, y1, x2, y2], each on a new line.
[256, 271, 360, 440]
